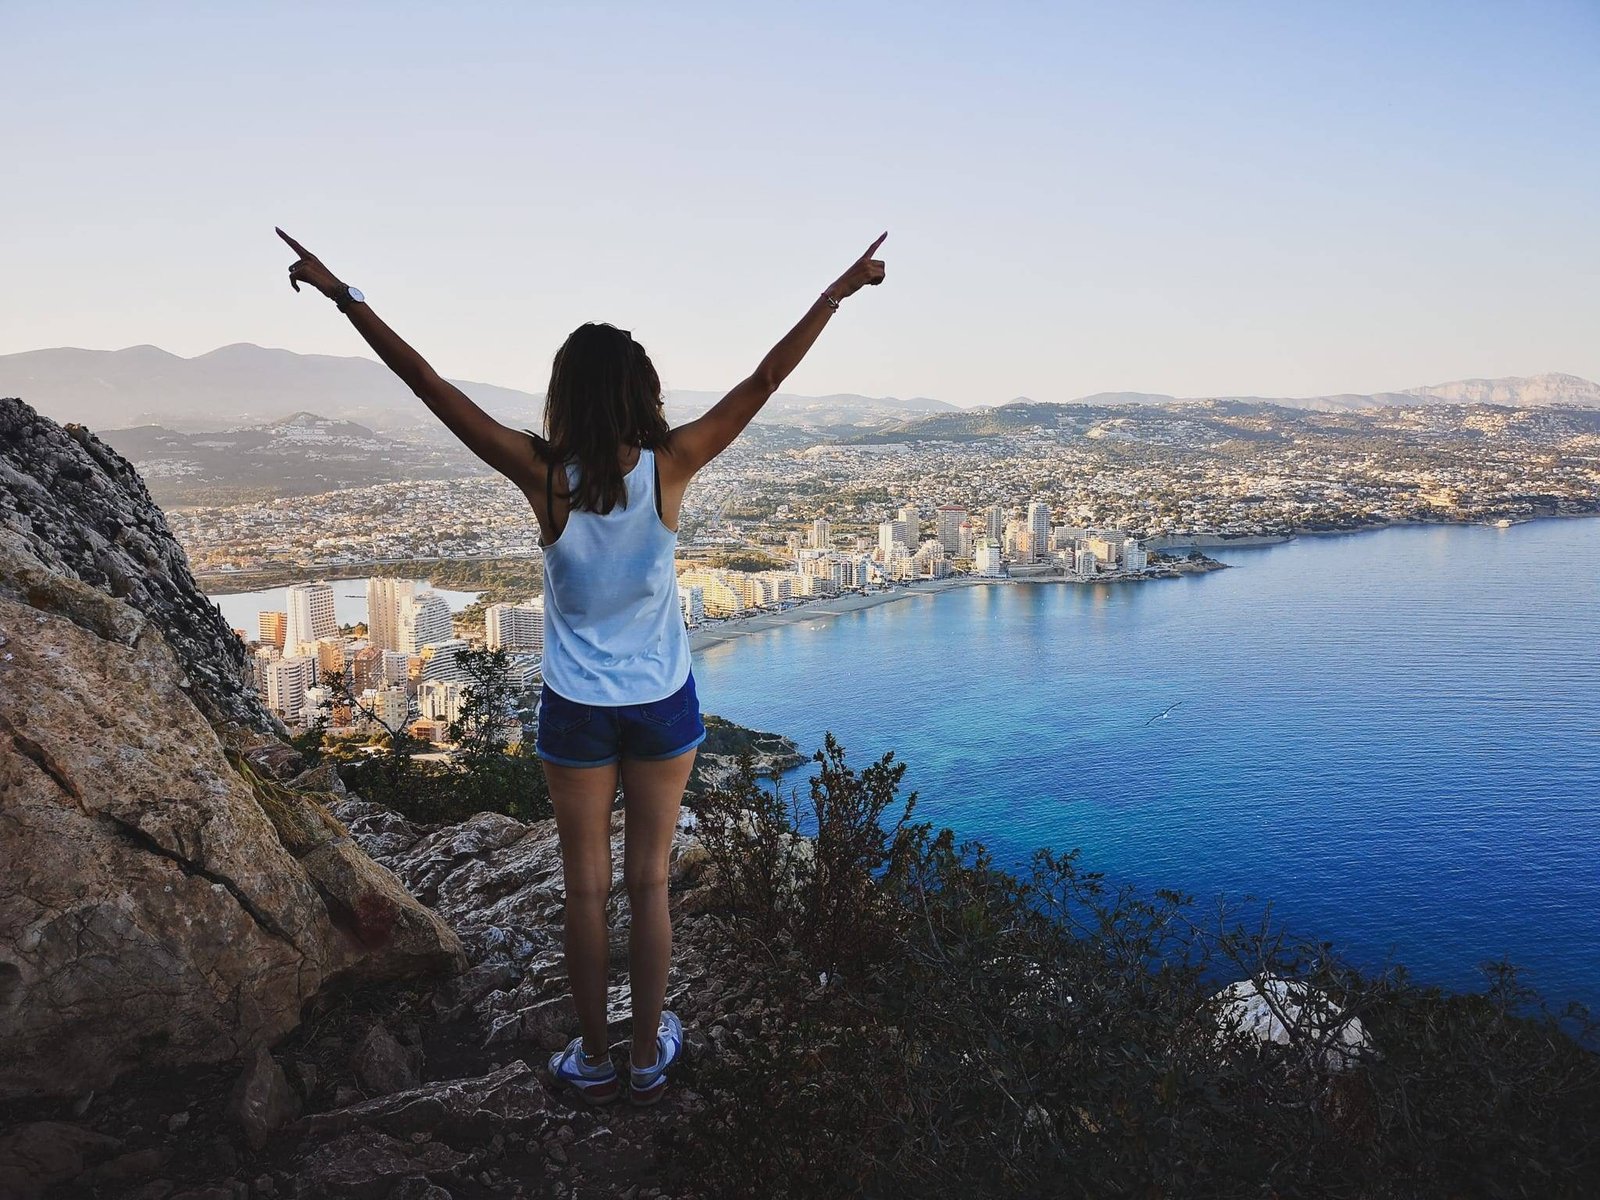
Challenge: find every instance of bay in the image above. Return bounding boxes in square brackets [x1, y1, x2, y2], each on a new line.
[692, 520, 1600, 1010]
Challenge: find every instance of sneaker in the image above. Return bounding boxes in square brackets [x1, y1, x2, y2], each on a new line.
[547, 1035, 621, 1106]
[628, 1010, 683, 1106]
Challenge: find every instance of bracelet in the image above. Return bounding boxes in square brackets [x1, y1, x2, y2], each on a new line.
[820, 291, 840, 311]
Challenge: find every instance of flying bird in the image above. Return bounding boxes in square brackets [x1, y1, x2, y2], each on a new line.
[1145, 700, 1183, 727]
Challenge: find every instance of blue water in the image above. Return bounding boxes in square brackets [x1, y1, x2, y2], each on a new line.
[693, 520, 1600, 1010]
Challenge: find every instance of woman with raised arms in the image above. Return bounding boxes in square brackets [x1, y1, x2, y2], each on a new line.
[277, 227, 887, 1105]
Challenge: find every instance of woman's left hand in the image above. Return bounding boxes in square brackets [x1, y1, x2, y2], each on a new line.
[276, 227, 344, 298]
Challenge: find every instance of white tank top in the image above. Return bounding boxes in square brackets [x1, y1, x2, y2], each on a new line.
[539, 447, 692, 705]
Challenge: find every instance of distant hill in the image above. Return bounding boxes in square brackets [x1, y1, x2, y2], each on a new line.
[0, 343, 957, 436]
[95, 411, 482, 506]
[1400, 373, 1600, 408]
[1064, 374, 1600, 413]
[844, 390, 1600, 445]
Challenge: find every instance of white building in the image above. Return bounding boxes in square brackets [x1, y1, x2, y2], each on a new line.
[1124, 540, 1149, 572]
[418, 679, 466, 725]
[912, 538, 949, 578]
[810, 517, 831, 549]
[366, 577, 417, 651]
[263, 655, 316, 721]
[398, 590, 453, 654]
[418, 638, 471, 684]
[974, 542, 1005, 577]
[678, 583, 705, 626]
[486, 598, 545, 654]
[284, 582, 337, 658]
[1074, 546, 1099, 575]
[878, 520, 907, 557]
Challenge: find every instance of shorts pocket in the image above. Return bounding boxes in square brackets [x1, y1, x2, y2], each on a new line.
[638, 687, 695, 728]
[540, 691, 593, 735]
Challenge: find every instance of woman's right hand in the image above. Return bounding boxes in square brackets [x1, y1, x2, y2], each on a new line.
[276, 227, 345, 299]
[825, 232, 888, 301]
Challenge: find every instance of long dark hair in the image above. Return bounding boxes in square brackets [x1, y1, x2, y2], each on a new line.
[534, 322, 670, 514]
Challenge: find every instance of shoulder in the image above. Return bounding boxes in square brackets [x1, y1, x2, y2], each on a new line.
[654, 437, 696, 487]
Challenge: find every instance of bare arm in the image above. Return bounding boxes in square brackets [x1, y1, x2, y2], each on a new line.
[277, 228, 545, 488]
[665, 233, 887, 478]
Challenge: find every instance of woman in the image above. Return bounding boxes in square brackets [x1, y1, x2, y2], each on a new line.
[277, 227, 887, 1106]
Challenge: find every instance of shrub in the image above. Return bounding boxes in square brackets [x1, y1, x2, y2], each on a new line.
[669, 739, 1600, 1200]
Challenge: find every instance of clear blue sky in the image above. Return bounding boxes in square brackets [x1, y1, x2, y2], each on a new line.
[6, 1, 1597, 405]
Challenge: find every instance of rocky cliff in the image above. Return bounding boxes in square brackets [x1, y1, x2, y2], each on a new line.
[0, 396, 281, 737]
[0, 396, 466, 1103]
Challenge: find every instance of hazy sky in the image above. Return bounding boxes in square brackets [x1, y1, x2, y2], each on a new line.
[6, 1, 1598, 406]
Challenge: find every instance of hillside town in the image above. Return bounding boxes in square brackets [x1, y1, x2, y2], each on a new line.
[212, 399, 1600, 736]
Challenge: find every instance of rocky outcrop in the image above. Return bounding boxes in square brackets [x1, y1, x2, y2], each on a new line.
[0, 396, 279, 736]
[0, 397, 466, 1102]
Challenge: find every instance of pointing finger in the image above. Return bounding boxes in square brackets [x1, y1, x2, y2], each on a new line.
[276, 227, 312, 259]
[861, 231, 887, 259]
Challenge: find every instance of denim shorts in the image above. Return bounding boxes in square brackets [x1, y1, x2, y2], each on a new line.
[535, 671, 707, 768]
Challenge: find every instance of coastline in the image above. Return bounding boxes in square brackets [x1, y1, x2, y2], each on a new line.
[687, 509, 1600, 656]
[690, 575, 993, 653]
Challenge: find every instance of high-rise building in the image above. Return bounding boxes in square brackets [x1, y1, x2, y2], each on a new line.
[486, 598, 545, 654]
[1124, 540, 1148, 572]
[676, 570, 745, 618]
[367, 577, 417, 651]
[284, 582, 337, 656]
[878, 521, 901, 558]
[957, 520, 976, 558]
[810, 517, 831, 549]
[398, 591, 453, 654]
[678, 583, 705, 626]
[986, 504, 1005, 544]
[936, 506, 967, 554]
[418, 638, 471, 684]
[258, 611, 287, 649]
[315, 636, 350, 679]
[1074, 546, 1099, 575]
[364, 685, 410, 733]
[1028, 502, 1052, 559]
[263, 656, 316, 720]
[897, 504, 920, 543]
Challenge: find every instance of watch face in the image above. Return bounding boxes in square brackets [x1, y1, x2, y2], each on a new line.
[346, 286, 365, 303]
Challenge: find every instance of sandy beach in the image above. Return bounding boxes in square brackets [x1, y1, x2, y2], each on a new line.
[688, 575, 995, 653]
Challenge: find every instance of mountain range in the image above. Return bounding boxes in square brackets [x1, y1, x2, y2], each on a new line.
[0, 343, 956, 437]
[2, 344, 1594, 439]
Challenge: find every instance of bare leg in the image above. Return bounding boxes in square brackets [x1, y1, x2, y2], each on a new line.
[544, 760, 620, 1060]
[620, 747, 697, 1067]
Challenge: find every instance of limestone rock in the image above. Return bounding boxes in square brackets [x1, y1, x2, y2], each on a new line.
[227, 1048, 301, 1152]
[0, 396, 279, 735]
[1212, 975, 1377, 1072]
[353, 1024, 424, 1097]
[294, 1061, 555, 1144]
[290, 1131, 464, 1200]
[0, 399, 468, 1101]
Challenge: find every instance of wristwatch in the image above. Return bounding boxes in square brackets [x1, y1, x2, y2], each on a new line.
[332, 284, 366, 313]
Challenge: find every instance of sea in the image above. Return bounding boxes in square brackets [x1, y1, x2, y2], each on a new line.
[692, 520, 1600, 1011]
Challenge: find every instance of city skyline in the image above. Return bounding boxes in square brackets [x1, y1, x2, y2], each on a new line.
[7, 3, 1599, 406]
